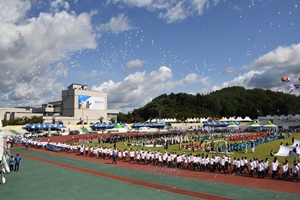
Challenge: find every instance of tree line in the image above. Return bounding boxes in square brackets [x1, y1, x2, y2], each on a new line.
[117, 86, 300, 123]
[2, 86, 299, 125]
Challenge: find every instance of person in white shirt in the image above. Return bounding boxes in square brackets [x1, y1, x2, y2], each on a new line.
[93, 146, 98, 158]
[291, 161, 299, 182]
[154, 151, 159, 165]
[85, 146, 89, 156]
[176, 154, 182, 168]
[258, 160, 265, 178]
[271, 159, 279, 179]
[210, 155, 215, 172]
[264, 158, 269, 176]
[171, 153, 177, 167]
[200, 154, 205, 171]
[123, 149, 128, 161]
[183, 155, 189, 169]
[281, 161, 289, 180]
[254, 158, 258, 173]
[162, 153, 168, 166]
[240, 157, 245, 173]
[236, 158, 241, 176]
[89, 146, 93, 157]
[141, 151, 146, 164]
[224, 155, 229, 172]
[167, 154, 172, 167]
[204, 155, 210, 171]
[249, 159, 255, 177]
[231, 157, 237, 174]
[117, 149, 122, 161]
[146, 151, 151, 164]
[129, 149, 135, 163]
[243, 157, 249, 173]
[80, 145, 84, 155]
[192, 154, 198, 171]
[158, 153, 163, 167]
[135, 151, 141, 164]
[102, 147, 107, 159]
[219, 156, 226, 173]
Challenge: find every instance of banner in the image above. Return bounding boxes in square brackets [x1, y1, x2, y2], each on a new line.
[78, 95, 104, 110]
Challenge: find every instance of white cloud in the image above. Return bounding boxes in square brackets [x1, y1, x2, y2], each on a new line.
[212, 70, 265, 91]
[159, 1, 187, 23]
[174, 73, 199, 86]
[1, 70, 66, 104]
[97, 13, 134, 33]
[125, 59, 147, 69]
[0, 1, 98, 107]
[192, 0, 208, 14]
[109, 0, 218, 23]
[212, 43, 300, 94]
[0, 0, 31, 23]
[242, 44, 300, 70]
[50, 0, 70, 12]
[92, 66, 208, 112]
[111, 0, 153, 7]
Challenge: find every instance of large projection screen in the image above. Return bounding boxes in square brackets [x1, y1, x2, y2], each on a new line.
[78, 95, 104, 110]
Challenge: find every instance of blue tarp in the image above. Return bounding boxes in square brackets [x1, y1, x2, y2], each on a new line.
[46, 144, 62, 151]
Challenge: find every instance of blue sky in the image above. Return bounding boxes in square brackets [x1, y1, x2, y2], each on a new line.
[0, 0, 300, 113]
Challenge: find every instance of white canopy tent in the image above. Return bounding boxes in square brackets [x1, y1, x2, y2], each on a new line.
[263, 121, 277, 128]
[219, 117, 228, 121]
[249, 121, 262, 127]
[227, 122, 238, 128]
[243, 116, 252, 121]
[235, 116, 243, 121]
[228, 116, 236, 121]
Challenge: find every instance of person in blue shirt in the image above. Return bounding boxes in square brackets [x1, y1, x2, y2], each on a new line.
[9, 156, 14, 172]
[15, 154, 21, 171]
[25, 140, 29, 149]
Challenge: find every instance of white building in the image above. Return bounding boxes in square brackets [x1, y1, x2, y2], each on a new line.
[0, 83, 119, 125]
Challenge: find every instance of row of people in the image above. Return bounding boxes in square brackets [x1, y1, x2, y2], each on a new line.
[23, 139, 300, 182]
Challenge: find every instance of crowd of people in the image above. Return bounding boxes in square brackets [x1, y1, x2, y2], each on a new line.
[18, 135, 300, 182]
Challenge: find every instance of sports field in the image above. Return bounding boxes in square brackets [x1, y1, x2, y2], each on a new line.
[1, 145, 300, 200]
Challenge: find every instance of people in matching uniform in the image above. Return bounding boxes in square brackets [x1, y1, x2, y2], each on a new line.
[14, 138, 300, 181]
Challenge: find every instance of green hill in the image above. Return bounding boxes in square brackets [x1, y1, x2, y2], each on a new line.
[118, 86, 300, 122]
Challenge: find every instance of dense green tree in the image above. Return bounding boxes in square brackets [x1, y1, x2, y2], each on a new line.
[122, 86, 300, 121]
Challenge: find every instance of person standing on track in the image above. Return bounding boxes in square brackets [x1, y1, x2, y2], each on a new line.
[14, 154, 21, 171]
[9, 156, 14, 172]
[25, 140, 29, 149]
[129, 149, 135, 163]
[112, 150, 117, 164]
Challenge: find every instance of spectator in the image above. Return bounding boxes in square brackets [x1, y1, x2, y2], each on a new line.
[9, 156, 14, 172]
[14, 154, 21, 172]
[291, 161, 299, 182]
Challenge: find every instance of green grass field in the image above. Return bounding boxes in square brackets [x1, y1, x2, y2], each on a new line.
[77, 132, 300, 165]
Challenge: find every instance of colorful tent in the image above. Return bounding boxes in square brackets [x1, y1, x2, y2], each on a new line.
[263, 121, 276, 127]
[249, 121, 261, 127]
[227, 122, 238, 128]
